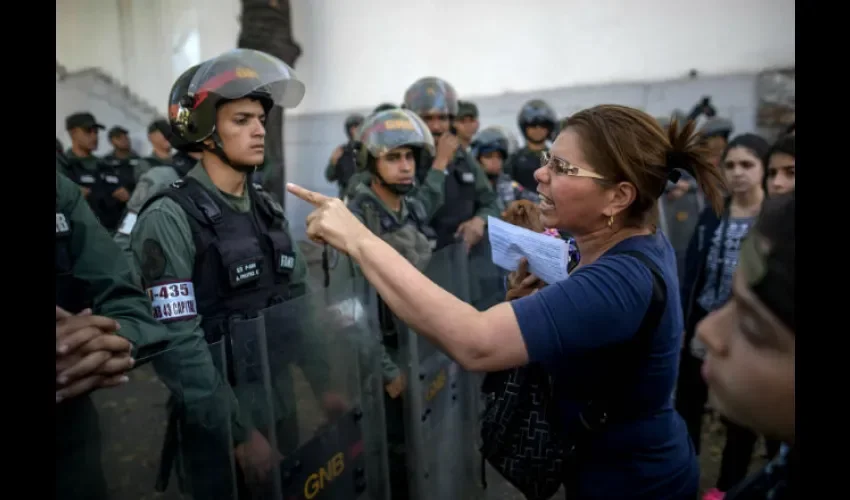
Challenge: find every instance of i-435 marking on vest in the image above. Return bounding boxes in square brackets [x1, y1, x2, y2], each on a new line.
[146, 281, 197, 322]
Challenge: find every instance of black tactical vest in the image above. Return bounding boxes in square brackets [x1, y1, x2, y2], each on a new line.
[55, 199, 91, 314]
[348, 191, 438, 247]
[510, 147, 544, 192]
[418, 150, 478, 250]
[141, 177, 297, 346]
[64, 157, 126, 232]
[103, 155, 140, 193]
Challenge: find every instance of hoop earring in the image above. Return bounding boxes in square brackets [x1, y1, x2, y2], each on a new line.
[608, 214, 614, 228]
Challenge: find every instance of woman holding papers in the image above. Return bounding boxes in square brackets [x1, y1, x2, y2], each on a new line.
[287, 105, 727, 499]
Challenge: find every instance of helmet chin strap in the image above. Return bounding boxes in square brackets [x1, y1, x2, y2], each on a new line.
[205, 131, 256, 173]
[374, 170, 412, 195]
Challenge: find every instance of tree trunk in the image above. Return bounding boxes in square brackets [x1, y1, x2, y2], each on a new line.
[238, 0, 302, 206]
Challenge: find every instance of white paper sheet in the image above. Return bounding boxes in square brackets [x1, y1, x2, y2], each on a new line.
[487, 216, 570, 285]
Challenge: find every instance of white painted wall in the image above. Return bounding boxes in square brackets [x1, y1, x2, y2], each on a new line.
[57, 0, 794, 116]
[56, 0, 241, 114]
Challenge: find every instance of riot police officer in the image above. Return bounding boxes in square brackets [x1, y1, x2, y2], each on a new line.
[472, 126, 539, 212]
[114, 67, 205, 260]
[454, 100, 480, 152]
[63, 112, 131, 232]
[700, 116, 735, 169]
[56, 170, 172, 500]
[324, 113, 364, 197]
[104, 126, 148, 184]
[402, 76, 500, 251]
[145, 119, 175, 166]
[505, 99, 557, 192]
[345, 108, 438, 499]
[130, 49, 342, 499]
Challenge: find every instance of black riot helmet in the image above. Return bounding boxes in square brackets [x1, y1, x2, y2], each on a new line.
[471, 127, 510, 161]
[700, 117, 735, 141]
[402, 77, 459, 117]
[344, 114, 364, 141]
[517, 99, 557, 140]
[358, 108, 435, 196]
[168, 49, 305, 167]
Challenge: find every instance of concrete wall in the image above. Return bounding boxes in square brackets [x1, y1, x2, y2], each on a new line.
[56, 63, 161, 156]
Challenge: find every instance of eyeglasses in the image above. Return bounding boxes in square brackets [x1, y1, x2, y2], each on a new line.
[540, 151, 606, 180]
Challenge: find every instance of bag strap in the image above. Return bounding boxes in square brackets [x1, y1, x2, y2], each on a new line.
[562, 248, 668, 492]
[564, 249, 667, 434]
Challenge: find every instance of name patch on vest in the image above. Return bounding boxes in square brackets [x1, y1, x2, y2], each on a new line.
[461, 172, 475, 183]
[79, 174, 96, 184]
[229, 258, 263, 287]
[117, 212, 138, 236]
[56, 213, 70, 236]
[146, 281, 197, 323]
[276, 251, 296, 273]
[104, 174, 120, 184]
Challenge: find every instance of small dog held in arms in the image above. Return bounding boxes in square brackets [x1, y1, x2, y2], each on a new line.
[502, 200, 551, 300]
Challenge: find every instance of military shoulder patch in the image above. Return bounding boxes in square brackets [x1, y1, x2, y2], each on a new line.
[141, 239, 167, 282]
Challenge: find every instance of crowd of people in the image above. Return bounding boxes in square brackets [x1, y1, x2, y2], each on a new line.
[56, 45, 795, 500]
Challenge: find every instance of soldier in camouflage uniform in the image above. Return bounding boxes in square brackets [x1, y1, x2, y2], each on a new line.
[453, 100, 480, 152]
[56, 170, 173, 500]
[103, 125, 149, 183]
[401, 76, 500, 251]
[130, 49, 344, 499]
[344, 108, 439, 499]
[342, 97, 449, 219]
[113, 66, 205, 263]
[504, 99, 557, 192]
[324, 113, 364, 198]
[471, 126, 539, 211]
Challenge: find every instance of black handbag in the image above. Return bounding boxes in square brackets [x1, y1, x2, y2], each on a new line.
[480, 250, 668, 500]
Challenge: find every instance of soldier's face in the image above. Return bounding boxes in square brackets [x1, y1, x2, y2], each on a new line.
[525, 125, 549, 144]
[376, 146, 415, 186]
[479, 151, 504, 176]
[214, 98, 267, 167]
[420, 112, 450, 137]
[111, 134, 130, 151]
[72, 127, 99, 152]
[453, 116, 479, 142]
[148, 131, 171, 152]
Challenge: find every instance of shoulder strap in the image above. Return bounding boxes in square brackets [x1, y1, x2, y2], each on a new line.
[568, 248, 667, 430]
[140, 177, 222, 229]
[349, 192, 384, 236]
[250, 183, 287, 227]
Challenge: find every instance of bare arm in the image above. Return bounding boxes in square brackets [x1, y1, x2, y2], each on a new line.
[294, 184, 532, 372]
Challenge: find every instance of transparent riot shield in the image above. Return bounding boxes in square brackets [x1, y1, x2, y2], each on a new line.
[395, 243, 485, 500]
[56, 350, 218, 500]
[468, 234, 508, 312]
[660, 184, 704, 278]
[228, 274, 390, 500]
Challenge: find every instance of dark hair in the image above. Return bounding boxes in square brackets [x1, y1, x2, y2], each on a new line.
[748, 190, 795, 331]
[564, 105, 727, 226]
[765, 135, 795, 164]
[722, 133, 770, 164]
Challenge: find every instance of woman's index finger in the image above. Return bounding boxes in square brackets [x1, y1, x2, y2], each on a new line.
[286, 183, 330, 207]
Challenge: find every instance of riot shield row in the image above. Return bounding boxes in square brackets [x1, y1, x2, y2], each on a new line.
[56, 242, 497, 500]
